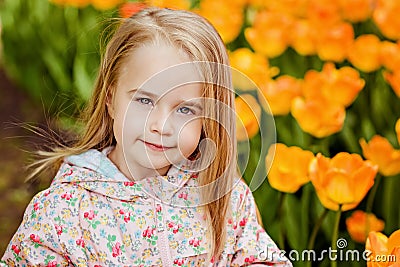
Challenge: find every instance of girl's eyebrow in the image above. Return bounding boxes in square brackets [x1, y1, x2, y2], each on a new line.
[128, 88, 159, 98]
[179, 99, 203, 111]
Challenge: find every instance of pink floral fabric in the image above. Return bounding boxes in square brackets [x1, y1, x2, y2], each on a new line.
[1, 148, 291, 266]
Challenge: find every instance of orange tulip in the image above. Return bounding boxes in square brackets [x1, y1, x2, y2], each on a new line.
[338, 0, 374, 22]
[235, 94, 261, 141]
[346, 210, 385, 243]
[291, 97, 345, 138]
[147, 0, 191, 10]
[380, 41, 400, 71]
[396, 119, 400, 145]
[229, 48, 277, 90]
[91, 0, 123, 10]
[315, 22, 354, 62]
[366, 230, 400, 267]
[360, 136, 400, 176]
[266, 143, 314, 193]
[307, 0, 341, 26]
[198, 0, 244, 43]
[245, 10, 293, 58]
[290, 19, 318, 56]
[258, 75, 302, 116]
[250, 0, 308, 18]
[309, 152, 377, 211]
[373, 0, 400, 40]
[119, 2, 147, 18]
[347, 34, 382, 73]
[302, 62, 365, 107]
[383, 70, 400, 98]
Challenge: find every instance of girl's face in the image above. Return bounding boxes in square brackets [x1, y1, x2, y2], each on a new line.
[107, 43, 203, 180]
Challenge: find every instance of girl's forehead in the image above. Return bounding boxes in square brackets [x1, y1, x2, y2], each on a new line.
[118, 44, 202, 90]
[114, 43, 208, 102]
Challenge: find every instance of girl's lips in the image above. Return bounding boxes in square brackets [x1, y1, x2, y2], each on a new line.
[142, 141, 171, 152]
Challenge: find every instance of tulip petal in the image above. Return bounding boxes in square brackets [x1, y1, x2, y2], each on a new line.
[360, 136, 400, 176]
[346, 210, 385, 243]
[367, 231, 388, 256]
[267, 143, 314, 193]
[388, 230, 400, 258]
[324, 171, 355, 205]
[330, 152, 364, 174]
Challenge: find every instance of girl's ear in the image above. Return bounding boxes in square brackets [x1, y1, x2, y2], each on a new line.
[106, 93, 115, 119]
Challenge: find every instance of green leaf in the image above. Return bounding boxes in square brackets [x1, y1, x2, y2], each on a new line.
[41, 49, 71, 92]
[283, 194, 304, 249]
[382, 176, 400, 233]
[74, 56, 94, 101]
[300, 184, 311, 249]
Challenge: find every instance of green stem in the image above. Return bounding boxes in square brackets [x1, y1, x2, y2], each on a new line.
[306, 208, 329, 267]
[365, 174, 381, 239]
[278, 192, 286, 250]
[366, 174, 381, 214]
[307, 209, 329, 249]
[331, 205, 342, 267]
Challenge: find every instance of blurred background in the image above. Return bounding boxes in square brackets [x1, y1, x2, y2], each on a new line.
[1, 0, 400, 266]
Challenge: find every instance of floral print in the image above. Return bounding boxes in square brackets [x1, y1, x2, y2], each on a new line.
[1, 148, 291, 266]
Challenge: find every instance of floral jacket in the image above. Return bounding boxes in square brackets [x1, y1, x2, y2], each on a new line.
[1, 148, 291, 267]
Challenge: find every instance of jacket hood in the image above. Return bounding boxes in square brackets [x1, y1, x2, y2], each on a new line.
[52, 148, 198, 205]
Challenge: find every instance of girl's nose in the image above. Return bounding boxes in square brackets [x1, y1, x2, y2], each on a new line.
[148, 107, 174, 136]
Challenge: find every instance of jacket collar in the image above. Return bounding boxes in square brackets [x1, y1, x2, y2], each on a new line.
[52, 148, 198, 204]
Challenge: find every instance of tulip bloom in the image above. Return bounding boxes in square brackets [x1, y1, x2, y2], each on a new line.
[249, 0, 308, 18]
[366, 230, 400, 267]
[235, 94, 261, 141]
[119, 2, 147, 18]
[383, 70, 400, 98]
[347, 34, 382, 73]
[315, 22, 354, 62]
[380, 41, 400, 72]
[309, 153, 377, 211]
[291, 97, 345, 138]
[307, 0, 341, 26]
[266, 143, 314, 193]
[229, 48, 276, 90]
[346, 210, 385, 243]
[245, 10, 293, 58]
[258, 75, 302, 116]
[198, 0, 244, 43]
[396, 119, 400, 145]
[360, 136, 400, 176]
[373, 0, 400, 40]
[338, 0, 373, 22]
[302, 63, 365, 107]
[290, 19, 318, 56]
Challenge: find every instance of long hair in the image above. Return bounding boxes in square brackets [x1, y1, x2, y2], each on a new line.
[30, 7, 236, 261]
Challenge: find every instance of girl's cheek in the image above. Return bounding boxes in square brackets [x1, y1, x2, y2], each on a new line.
[178, 120, 202, 155]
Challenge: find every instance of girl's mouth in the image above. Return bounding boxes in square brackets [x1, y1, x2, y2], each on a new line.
[142, 140, 172, 152]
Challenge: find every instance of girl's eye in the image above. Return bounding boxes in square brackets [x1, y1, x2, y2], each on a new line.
[137, 98, 153, 105]
[178, 106, 194, 115]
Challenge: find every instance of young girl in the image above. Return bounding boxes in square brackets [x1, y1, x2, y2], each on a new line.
[1, 7, 291, 267]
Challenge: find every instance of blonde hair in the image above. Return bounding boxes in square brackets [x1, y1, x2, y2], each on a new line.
[30, 7, 236, 261]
